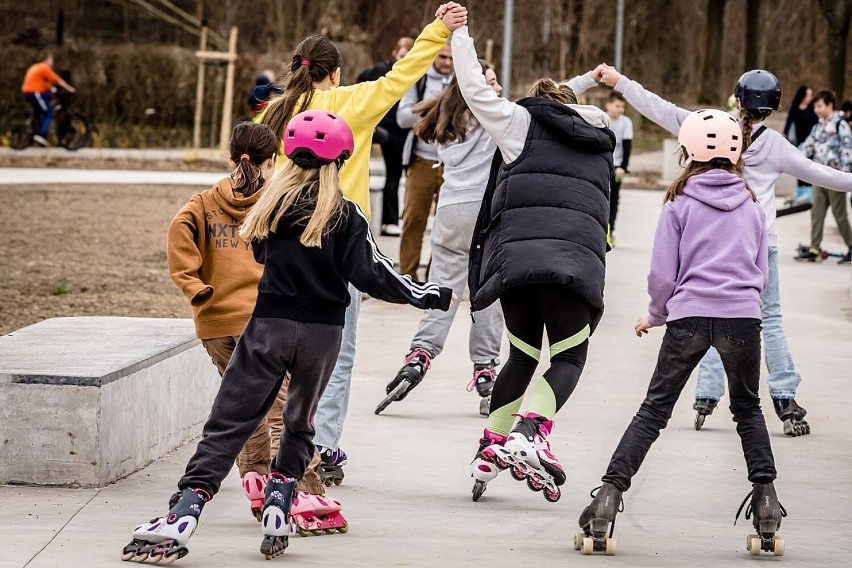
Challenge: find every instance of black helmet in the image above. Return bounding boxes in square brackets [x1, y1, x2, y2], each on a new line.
[735, 70, 781, 112]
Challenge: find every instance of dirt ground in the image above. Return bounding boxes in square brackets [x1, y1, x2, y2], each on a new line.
[0, 184, 200, 335]
[0, 155, 226, 171]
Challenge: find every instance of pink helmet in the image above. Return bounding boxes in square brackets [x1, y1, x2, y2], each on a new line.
[678, 109, 742, 164]
[284, 110, 354, 169]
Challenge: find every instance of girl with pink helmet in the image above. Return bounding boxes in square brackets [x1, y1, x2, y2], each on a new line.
[121, 111, 453, 564]
[575, 109, 785, 557]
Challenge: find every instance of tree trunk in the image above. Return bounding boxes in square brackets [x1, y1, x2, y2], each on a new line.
[699, 0, 727, 105]
[818, 0, 852, 100]
[744, 0, 761, 69]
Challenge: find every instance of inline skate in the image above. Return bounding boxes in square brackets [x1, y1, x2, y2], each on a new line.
[242, 471, 267, 521]
[693, 398, 718, 431]
[376, 349, 432, 414]
[260, 473, 298, 559]
[503, 413, 564, 502]
[317, 446, 347, 487]
[469, 360, 498, 417]
[576, 483, 622, 556]
[773, 398, 810, 436]
[736, 482, 786, 556]
[290, 491, 348, 536]
[121, 487, 210, 564]
[469, 429, 512, 501]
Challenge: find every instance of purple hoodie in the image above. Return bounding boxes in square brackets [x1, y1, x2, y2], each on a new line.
[647, 169, 768, 327]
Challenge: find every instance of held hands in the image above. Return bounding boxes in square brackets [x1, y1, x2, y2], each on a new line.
[598, 63, 622, 88]
[436, 2, 468, 31]
[634, 314, 653, 337]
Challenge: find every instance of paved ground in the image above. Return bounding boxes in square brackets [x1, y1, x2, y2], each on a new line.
[2, 188, 851, 568]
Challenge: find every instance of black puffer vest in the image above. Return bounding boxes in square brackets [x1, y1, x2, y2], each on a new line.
[468, 97, 615, 332]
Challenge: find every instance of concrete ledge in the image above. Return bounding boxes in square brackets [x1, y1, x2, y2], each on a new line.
[0, 317, 219, 487]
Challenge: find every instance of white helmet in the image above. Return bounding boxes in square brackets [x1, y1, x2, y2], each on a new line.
[678, 109, 742, 164]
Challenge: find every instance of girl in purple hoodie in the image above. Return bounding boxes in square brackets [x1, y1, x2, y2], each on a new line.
[575, 110, 785, 558]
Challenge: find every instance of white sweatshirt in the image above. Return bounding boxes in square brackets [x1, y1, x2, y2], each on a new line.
[615, 75, 852, 247]
[452, 26, 610, 165]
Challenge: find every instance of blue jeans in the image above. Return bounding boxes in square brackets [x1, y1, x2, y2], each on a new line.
[312, 284, 361, 450]
[23, 91, 52, 137]
[695, 247, 801, 401]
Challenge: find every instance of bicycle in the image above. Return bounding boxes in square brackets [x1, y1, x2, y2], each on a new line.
[1, 88, 92, 150]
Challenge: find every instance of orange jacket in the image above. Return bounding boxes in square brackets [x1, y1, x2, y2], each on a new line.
[22, 62, 62, 93]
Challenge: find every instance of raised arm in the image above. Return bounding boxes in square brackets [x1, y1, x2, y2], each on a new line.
[561, 69, 599, 97]
[599, 66, 690, 137]
[783, 137, 852, 192]
[452, 25, 529, 163]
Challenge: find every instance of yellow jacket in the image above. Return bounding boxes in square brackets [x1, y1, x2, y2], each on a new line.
[277, 18, 450, 218]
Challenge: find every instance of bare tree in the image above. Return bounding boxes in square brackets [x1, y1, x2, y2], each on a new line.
[700, 0, 727, 104]
[745, 0, 761, 69]
[818, 0, 852, 100]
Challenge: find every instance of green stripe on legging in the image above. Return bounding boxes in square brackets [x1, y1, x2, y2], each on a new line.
[486, 397, 523, 436]
[507, 330, 541, 361]
[526, 376, 557, 419]
[549, 324, 590, 358]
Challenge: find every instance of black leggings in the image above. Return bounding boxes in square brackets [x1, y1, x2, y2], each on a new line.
[487, 285, 593, 436]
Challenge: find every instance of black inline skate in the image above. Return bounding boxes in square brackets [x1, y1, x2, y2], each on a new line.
[260, 473, 298, 559]
[693, 398, 718, 431]
[576, 483, 623, 556]
[317, 445, 347, 487]
[773, 398, 810, 436]
[736, 482, 786, 556]
[376, 348, 432, 414]
[121, 487, 210, 564]
[471, 360, 498, 417]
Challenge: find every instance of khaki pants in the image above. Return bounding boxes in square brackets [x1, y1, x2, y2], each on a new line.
[202, 335, 324, 494]
[399, 156, 444, 278]
[811, 185, 852, 250]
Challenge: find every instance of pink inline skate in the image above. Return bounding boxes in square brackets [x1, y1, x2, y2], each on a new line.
[503, 413, 565, 502]
[470, 429, 513, 501]
[242, 472, 267, 521]
[290, 492, 348, 536]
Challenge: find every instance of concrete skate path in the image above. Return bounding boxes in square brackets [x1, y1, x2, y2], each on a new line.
[2, 189, 851, 568]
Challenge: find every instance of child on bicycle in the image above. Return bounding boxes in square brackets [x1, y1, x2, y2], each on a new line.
[20, 51, 76, 146]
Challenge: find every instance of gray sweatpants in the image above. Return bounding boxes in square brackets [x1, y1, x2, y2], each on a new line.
[411, 201, 503, 363]
[179, 316, 342, 496]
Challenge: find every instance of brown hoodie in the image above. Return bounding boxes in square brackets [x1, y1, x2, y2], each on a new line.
[168, 177, 263, 339]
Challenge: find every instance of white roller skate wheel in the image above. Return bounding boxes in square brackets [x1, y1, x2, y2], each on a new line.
[773, 537, 785, 557]
[581, 537, 594, 555]
[574, 532, 585, 550]
[749, 535, 762, 556]
[605, 537, 617, 556]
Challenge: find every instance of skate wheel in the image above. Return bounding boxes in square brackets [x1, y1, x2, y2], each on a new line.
[749, 535, 761, 556]
[148, 551, 164, 563]
[605, 537, 617, 556]
[323, 478, 334, 487]
[694, 413, 705, 431]
[338, 522, 349, 534]
[581, 537, 594, 555]
[324, 528, 336, 534]
[746, 534, 757, 549]
[773, 537, 785, 557]
[472, 480, 486, 502]
[333, 478, 343, 486]
[297, 528, 310, 537]
[543, 488, 560, 503]
[159, 552, 181, 566]
[132, 552, 149, 563]
[494, 457, 509, 469]
[311, 529, 324, 536]
[254, 511, 263, 522]
[526, 476, 543, 492]
[574, 532, 585, 551]
[510, 467, 525, 481]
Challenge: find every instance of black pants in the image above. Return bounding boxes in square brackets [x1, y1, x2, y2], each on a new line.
[380, 133, 405, 226]
[609, 175, 622, 232]
[603, 317, 777, 491]
[179, 317, 342, 496]
[488, 285, 592, 431]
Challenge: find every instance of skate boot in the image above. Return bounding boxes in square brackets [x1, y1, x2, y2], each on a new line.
[736, 482, 787, 556]
[468, 360, 498, 417]
[469, 429, 513, 502]
[376, 349, 432, 414]
[795, 246, 821, 262]
[773, 398, 811, 436]
[260, 473, 298, 559]
[317, 446, 347, 487]
[242, 471, 267, 521]
[692, 398, 718, 431]
[576, 483, 623, 556]
[121, 487, 210, 564]
[503, 413, 565, 502]
[290, 492, 348, 536]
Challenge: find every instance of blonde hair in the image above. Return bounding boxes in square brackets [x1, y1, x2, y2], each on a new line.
[528, 78, 578, 105]
[664, 148, 756, 203]
[239, 160, 345, 247]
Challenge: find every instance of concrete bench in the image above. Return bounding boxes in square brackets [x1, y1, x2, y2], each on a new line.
[0, 317, 219, 487]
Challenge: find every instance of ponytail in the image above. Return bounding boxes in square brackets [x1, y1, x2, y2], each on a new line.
[261, 35, 342, 141]
[229, 122, 278, 197]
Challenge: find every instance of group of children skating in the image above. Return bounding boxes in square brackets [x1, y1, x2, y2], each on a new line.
[120, 2, 852, 563]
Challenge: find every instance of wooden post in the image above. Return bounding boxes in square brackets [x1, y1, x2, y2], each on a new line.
[485, 39, 494, 65]
[192, 27, 208, 149]
[219, 26, 238, 154]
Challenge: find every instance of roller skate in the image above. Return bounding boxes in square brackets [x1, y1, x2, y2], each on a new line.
[773, 398, 811, 437]
[242, 471, 267, 521]
[468, 360, 498, 417]
[736, 482, 787, 556]
[121, 487, 210, 564]
[503, 413, 565, 502]
[376, 348, 432, 414]
[693, 398, 718, 431]
[290, 492, 348, 536]
[317, 446, 347, 487]
[576, 483, 623, 556]
[260, 473, 298, 559]
[469, 429, 512, 502]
